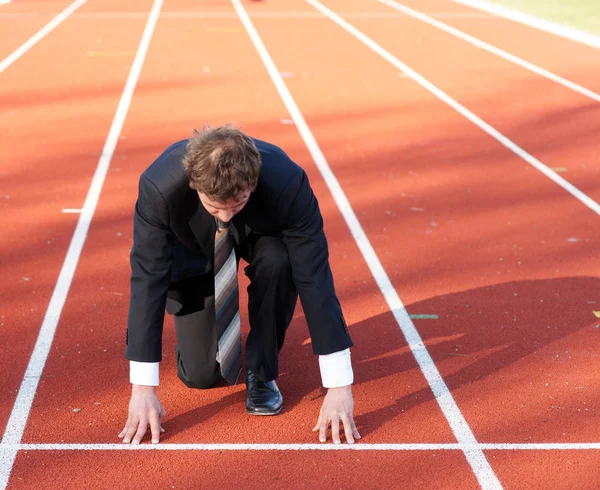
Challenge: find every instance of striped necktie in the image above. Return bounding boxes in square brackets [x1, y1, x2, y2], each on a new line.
[214, 219, 242, 384]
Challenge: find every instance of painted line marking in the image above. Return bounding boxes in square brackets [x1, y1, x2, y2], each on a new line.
[452, 0, 600, 50]
[0, 0, 88, 75]
[205, 26, 243, 33]
[61, 209, 82, 214]
[3, 442, 599, 451]
[0, 1, 164, 488]
[307, 0, 600, 218]
[378, 0, 600, 103]
[0, 11, 495, 20]
[233, 0, 501, 488]
[431, 12, 495, 19]
[86, 50, 135, 57]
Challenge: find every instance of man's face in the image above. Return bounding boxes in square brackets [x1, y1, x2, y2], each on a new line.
[198, 191, 250, 224]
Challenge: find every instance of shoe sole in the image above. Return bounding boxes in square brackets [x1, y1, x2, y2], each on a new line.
[246, 406, 283, 416]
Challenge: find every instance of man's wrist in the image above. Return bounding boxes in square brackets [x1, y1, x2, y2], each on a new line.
[132, 384, 157, 393]
[327, 384, 352, 392]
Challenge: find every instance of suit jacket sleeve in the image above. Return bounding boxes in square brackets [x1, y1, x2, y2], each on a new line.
[126, 174, 174, 362]
[279, 170, 353, 355]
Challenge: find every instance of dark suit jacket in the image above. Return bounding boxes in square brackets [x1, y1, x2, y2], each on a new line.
[126, 138, 353, 363]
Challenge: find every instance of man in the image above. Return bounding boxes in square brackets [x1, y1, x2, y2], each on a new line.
[119, 125, 360, 445]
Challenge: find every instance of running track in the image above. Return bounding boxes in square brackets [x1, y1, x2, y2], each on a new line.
[1, 0, 599, 488]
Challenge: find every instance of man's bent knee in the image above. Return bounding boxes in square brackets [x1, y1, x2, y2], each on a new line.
[178, 366, 222, 390]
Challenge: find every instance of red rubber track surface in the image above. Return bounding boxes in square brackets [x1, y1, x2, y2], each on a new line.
[10, 450, 480, 489]
[0, 1, 75, 60]
[2, 0, 599, 488]
[0, 0, 154, 437]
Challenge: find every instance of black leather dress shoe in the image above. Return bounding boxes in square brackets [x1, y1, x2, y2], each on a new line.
[245, 370, 283, 415]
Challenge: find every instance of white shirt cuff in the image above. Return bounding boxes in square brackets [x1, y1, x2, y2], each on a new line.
[318, 348, 353, 388]
[130, 361, 159, 386]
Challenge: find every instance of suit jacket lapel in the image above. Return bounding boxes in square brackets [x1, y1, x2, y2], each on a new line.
[186, 191, 216, 263]
[231, 199, 256, 247]
[229, 221, 240, 245]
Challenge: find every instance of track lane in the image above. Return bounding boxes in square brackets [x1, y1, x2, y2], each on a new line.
[8, 450, 480, 489]
[0, 0, 155, 442]
[484, 450, 600, 490]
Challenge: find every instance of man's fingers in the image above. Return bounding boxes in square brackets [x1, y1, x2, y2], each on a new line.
[331, 416, 341, 444]
[318, 416, 329, 443]
[131, 418, 148, 445]
[121, 416, 139, 444]
[118, 415, 133, 439]
[341, 415, 354, 444]
[312, 413, 322, 432]
[159, 407, 167, 422]
[149, 412, 161, 444]
[351, 418, 361, 440]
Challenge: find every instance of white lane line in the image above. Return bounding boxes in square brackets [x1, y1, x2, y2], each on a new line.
[452, 0, 600, 50]
[61, 209, 82, 214]
[7, 442, 599, 451]
[379, 0, 600, 103]
[0, 0, 88, 75]
[12, 443, 463, 451]
[233, 1, 501, 488]
[0, 0, 164, 488]
[0, 11, 493, 20]
[305, 0, 600, 218]
[482, 443, 600, 450]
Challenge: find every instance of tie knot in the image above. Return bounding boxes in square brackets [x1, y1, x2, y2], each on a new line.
[216, 219, 230, 230]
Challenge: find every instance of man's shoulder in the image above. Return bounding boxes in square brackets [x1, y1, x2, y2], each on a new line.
[253, 137, 284, 156]
[140, 139, 189, 191]
[253, 138, 304, 187]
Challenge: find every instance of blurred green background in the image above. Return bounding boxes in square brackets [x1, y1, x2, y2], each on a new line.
[492, 0, 600, 36]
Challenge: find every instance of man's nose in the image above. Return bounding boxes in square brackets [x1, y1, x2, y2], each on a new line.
[218, 210, 233, 223]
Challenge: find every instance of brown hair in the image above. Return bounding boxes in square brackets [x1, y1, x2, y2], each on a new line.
[183, 125, 261, 202]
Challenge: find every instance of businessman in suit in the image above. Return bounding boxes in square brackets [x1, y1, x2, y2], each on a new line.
[119, 125, 360, 445]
